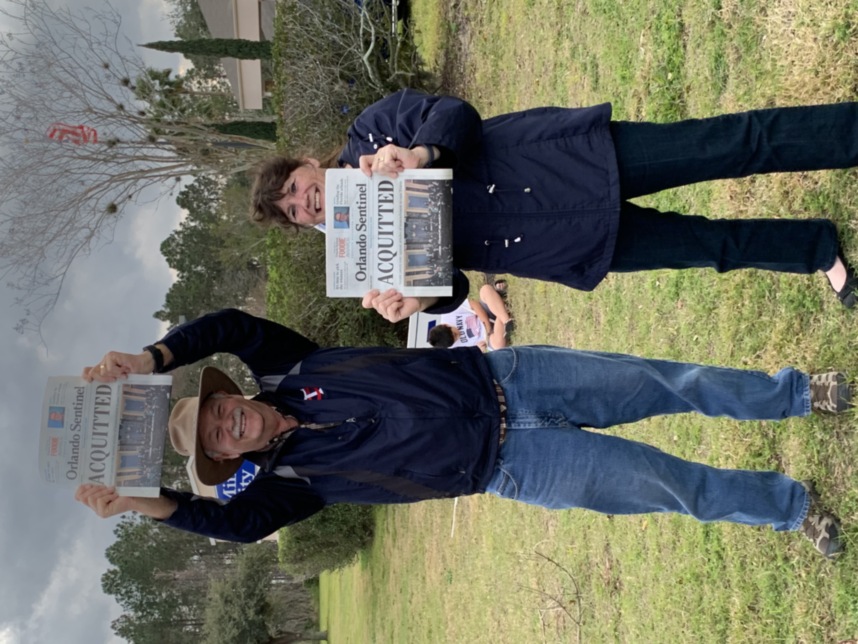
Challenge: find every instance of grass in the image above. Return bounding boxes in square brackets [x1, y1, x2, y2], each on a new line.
[405, 0, 449, 77]
[270, 0, 858, 641]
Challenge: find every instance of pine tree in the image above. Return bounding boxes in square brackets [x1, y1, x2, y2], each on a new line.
[143, 38, 272, 60]
[211, 121, 278, 141]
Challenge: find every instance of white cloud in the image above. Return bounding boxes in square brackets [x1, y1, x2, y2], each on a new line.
[128, 196, 186, 273]
[41, 538, 113, 612]
[20, 531, 121, 644]
[0, 626, 17, 644]
[0, 1, 192, 642]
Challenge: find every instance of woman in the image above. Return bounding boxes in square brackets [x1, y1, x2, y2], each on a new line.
[250, 89, 858, 321]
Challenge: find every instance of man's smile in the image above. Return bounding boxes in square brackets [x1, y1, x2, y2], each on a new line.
[231, 407, 246, 439]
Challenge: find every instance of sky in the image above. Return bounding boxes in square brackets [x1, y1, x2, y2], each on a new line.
[0, 1, 190, 642]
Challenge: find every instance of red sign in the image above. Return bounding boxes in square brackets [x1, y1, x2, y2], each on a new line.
[46, 123, 98, 144]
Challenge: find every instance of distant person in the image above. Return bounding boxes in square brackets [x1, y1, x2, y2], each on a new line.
[77, 309, 845, 559]
[249, 89, 858, 323]
[429, 284, 513, 351]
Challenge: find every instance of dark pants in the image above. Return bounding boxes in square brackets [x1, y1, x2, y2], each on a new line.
[608, 103, 858, 273]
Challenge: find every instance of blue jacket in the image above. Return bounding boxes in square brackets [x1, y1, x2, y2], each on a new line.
[159, 309, 502, 543]
[339, 90, 621, 311]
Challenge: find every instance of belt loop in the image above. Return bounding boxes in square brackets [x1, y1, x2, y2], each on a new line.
[493, 380, 507, 445]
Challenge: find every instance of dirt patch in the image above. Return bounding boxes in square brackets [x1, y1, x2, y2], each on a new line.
[436, 1, 476, 95]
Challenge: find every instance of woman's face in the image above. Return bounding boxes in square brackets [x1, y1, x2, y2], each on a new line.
[274, 158, 326, 227]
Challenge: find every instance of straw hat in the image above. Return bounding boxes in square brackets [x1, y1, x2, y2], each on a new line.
[168, 366, 244, 486]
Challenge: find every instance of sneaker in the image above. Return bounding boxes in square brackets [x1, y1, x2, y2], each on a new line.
[800, 483, 843, 559]
[809, 372, 852, 413]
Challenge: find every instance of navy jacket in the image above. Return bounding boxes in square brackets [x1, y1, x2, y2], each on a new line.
[340, 90, 621, 312]
[159, 309, 501, 543]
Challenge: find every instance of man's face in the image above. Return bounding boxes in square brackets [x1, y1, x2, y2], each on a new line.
[198, 394, 293, 460]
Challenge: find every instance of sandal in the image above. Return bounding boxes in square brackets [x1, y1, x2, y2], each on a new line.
[833, 256, 858, 309]
[503, 318, 516, 337]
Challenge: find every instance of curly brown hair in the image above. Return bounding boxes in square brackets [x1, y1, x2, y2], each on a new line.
[248, 157, 305, 232]
[249, 149, 343, 232]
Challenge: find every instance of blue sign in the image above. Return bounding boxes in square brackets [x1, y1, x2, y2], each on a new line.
[215, 461, 259, 500]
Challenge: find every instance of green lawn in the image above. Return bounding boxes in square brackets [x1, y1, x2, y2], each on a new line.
[278, 1, 858, 641]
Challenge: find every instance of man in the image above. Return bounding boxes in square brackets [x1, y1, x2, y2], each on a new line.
[76, 309, 846, 558]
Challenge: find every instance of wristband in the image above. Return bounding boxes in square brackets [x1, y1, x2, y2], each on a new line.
[422, 144, 436, 166]
[143, 344, 165, 373]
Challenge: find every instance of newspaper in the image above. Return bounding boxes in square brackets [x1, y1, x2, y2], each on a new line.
[325, 168, 454, 297]
[39, 375, 173, 497]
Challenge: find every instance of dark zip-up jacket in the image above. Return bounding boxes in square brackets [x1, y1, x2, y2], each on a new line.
[339, 89, 620, 312]
[158, 309, 501, 543]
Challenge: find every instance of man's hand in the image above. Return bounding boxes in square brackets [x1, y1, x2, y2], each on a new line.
[82, 343, 173, 382]
[358, 144, 427, 179]
[82, 351, 148, 382]
[75, 484, 177, 520]
[75, 484, 138, 518]
[361, 289, 429, 323]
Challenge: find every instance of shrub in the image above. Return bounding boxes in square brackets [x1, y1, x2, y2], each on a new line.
[266, 230, 407, 347]
[278, 504, 375, 577]
[212, 121, 278, 141]
[272, 0, 431, 156]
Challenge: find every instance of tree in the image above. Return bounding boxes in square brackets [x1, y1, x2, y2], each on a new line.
[0, 0, 276, 335]
[165, 0, 212, 42]
[152, 173, 268, 399]
[203, 544, 324, 644]
[211, 120, 278, 141]
[203, 544, 274, 644]
[103, 518, 203, 642]
[143, 38, 272, 60]
[163, 0, 222, 76]
[103, 514, 243, 643]
[154, 174, 268, 327]
[134, 67, 238, 121]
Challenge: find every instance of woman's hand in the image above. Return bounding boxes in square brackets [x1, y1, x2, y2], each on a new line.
[362, 288, 429, 323]
[358, 144, 428, 178]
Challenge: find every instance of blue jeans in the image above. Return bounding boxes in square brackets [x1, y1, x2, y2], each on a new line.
[608, 103, 858, 273]
[483, 347, 810, 531]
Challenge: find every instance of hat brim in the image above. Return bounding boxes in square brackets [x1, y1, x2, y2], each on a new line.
[193, 366, 245, 486]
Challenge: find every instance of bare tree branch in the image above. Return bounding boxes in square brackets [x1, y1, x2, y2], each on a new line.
[0, 0, 275, 335]
[276, 0, 425, 155]
[516, 546, 584, 644]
